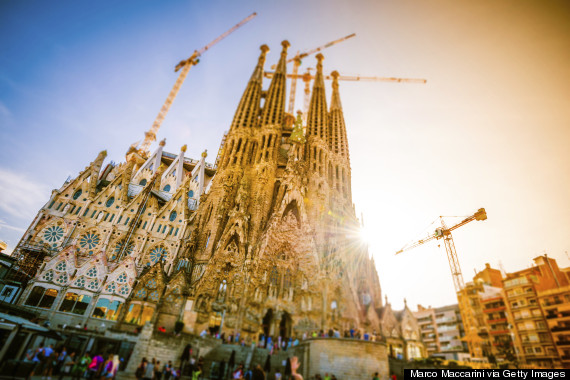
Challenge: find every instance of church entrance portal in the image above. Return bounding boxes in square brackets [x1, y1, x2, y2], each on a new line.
[262, 309, 273, 340]
[279, 311, 292, 339]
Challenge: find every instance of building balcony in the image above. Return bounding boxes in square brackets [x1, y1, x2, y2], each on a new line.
[490, 330, 510, 335]
[488, 318, 508, 324]
[484, 307, 506, 313]
[551, 326, 570, 332]
[556, 341, 570, 346]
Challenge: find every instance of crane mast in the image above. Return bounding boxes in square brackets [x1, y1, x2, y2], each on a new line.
[139, 12, 257, 154]
[396, 208, 487, 359]
[275, 33, 356, 115]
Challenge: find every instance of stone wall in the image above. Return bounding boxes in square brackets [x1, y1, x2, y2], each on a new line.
[123, 324, 221, 375]
[293, 338, 389, 380]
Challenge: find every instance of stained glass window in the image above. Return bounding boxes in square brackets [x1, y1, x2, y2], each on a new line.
[105, 282, 117, 293]
[283, 269, 292, 288]
[72, 189, 82, 200]
[56, 273, 68, 285]
[87, 280, 99, 290]
[118, 285, 130, 296]
[169, 211, 177, 222]
[117, 273, 127, 284]
[146, 278, 158, 289]
[135, 288, 147, 299]
[148, 290, 160, 302]
[106, 197, 115, 207]
[43, 270, 54, 281]
[86, 267, 97, 278]
[188, 190, 194, 198]
[163, 184, 171, 192]
[55, 261, 67, 272]
[139, 179, 147, 186]
[111, 240, 134, 261]
[270, 266, 279, 286]
[43, 225, 64, 246]
[74, 277, 86, 287]
[79, 232, 100, 254]
[149, 247, 168, 264]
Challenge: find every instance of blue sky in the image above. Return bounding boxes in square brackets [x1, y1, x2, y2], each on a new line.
[1, 0, 569, 309]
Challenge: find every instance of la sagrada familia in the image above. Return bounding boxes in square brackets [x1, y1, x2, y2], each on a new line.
[9, 41, 423, 363]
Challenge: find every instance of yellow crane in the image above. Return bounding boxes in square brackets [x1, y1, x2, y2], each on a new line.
[139, 12, 257, 154]
[264, 69, 427, 121]
[396, 208, 487, 358]
[271, 33, 356, 115]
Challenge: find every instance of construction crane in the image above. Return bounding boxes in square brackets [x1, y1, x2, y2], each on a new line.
[139, 12, 257, 154]
[396, 208, 487, 358]
[271, 33, 356, 115]
[264, 70, 427, 121]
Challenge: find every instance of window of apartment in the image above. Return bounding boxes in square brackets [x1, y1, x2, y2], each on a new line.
[24, 286, 58, 309]
[525, 347, 533, 354]
[58, 292, 92, 315]
[534, 347, 543, 354]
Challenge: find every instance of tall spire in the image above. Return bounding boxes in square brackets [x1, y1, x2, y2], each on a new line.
[229, 44, 269, 131]
[329, 71, 349, 158]
[261, 40, 290, 127]
[306, 54, 328, 140]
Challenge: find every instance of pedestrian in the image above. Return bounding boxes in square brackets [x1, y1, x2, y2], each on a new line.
[252, 364, 265, 380]
[59, 351, 75, 380]
[155, 360, 162, 380]
[42, 344, 57, 380]
[143, 358, 155, 380]
[290, 357, 303, 380]
[163, 361, 173, 380]
[72, 352, 91, 380]
[135, 358, 147, 380]
[191, 365, 202, 380]
[372, 372, 380, 380]
[56, 346, 68, 376]
[88, 353, 104, 379]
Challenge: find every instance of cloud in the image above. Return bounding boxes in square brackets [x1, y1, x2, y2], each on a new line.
[0, 101, 11, 118]
[0, 167, 51, 222]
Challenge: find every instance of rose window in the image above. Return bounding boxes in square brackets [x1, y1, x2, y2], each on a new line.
[79, 232, 100, 255]
[149, 247, 168, 265]
[43, 225, 64, 246]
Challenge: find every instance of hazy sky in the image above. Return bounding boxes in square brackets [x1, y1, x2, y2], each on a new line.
[1, 0, 569, 310]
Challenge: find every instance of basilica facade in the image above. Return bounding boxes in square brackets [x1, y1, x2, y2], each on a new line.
[10, 41, 421, 355]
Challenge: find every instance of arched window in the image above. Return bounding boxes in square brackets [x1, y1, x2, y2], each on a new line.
[169, 211, 177, 222]
[188, 190, 194, 198]
[72, 189, 82, 200]
[148, 247, 168, 265]
[139, 179, 147, 186]
[106, 197, 115, 207]
[283, 269, 292, 289]
[163, 184, 171, 192]
[270, 266, 280, 287]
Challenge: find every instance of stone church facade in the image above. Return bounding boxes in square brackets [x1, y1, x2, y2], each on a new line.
[11, 41, 422, 360]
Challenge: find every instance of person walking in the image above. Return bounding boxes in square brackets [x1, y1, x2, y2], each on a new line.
[58, 352, 75, 380]
[372, 372, 380, 380]
[135, 358, 147, 380]
[290, 357, 302, 380]
[143, 358, 155, 380]
[252, 364, 265, 380]
[72, 352, 91, 380]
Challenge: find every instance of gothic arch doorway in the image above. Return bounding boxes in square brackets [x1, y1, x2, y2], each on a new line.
[279, 311, 292, 340]
[262, 309, 273, 340]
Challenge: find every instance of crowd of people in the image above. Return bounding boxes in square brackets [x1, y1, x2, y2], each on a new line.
[134, 357, 181, 380]
[26, 342, 121, 379]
